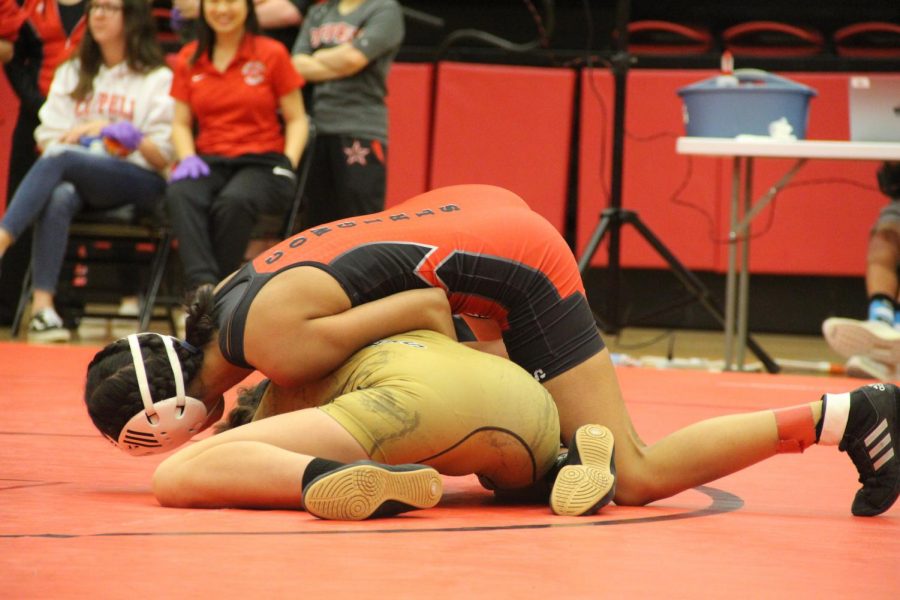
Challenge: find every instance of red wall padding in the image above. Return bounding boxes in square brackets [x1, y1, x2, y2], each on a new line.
[576, 68, 725, 271]
[576, 68, 885, 276]
[428, 62, 576, 233]
[1, 63, 884, 276]
[384, 63, 433, 208]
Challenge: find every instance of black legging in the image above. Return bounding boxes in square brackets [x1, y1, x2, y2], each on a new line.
[165, 154, 297, 289]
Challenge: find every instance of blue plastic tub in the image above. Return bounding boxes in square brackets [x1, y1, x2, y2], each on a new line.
[677, 69, 817, 138]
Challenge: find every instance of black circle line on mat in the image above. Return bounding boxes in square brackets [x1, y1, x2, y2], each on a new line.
[1, 486, 742, 539]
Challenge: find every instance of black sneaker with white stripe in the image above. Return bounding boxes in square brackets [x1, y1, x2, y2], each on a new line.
[27, 308, 71, 343]
[841, 383, 900, 516]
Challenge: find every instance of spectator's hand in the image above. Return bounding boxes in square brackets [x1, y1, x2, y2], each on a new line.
[172, 0, 200, 20]
[60, 120, 107, 145]
[170, 155, 210, 182]
[170, 7, 185, 32]
[101, 121, 144, 152]
[279, 153, 296, 169]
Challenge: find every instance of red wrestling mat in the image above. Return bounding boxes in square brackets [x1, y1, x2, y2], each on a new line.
[1, 341, 898, 598]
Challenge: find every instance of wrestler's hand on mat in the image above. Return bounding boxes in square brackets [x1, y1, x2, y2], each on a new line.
[170, 155, 210, 182]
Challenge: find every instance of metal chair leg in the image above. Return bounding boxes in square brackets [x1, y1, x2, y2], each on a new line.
[138, 230, 173, 332]
[11, 264, 33, 339]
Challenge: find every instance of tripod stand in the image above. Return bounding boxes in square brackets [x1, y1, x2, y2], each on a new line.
[576, 0, 778, 373]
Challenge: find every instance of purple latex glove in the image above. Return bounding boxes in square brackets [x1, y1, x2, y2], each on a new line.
[170, 7, 185, 32]
[101, 121, 144, 151]
[170, 155, 210, 182]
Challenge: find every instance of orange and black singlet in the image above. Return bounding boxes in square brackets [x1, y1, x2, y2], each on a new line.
[213, 184, 604, 381]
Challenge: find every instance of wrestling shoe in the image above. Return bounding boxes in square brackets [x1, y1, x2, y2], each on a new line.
[301, 461, 442, 520]
[839, 383, 900, 516]
[823, 317, 900, 365]
[550, 424, 616, 516]
[844, 355, 895, 382]
[27, 308, 71, 343]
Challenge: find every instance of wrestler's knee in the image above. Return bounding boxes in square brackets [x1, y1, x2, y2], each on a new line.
[151, 462, 181, 507]
[152, 456, 196, 508]
[612, 474, 658, 507]
[607, 450, 661, 507]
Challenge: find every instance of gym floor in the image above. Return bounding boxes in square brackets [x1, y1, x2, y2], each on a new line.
[2, 326, 897, 598]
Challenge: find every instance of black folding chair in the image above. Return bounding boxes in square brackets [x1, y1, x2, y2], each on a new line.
[11, 203, 175, 338]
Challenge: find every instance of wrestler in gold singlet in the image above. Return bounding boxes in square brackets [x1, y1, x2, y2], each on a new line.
[253, 330, 561, 491]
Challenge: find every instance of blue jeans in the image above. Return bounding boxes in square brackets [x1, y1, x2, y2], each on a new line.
[0, 147, 165, 293]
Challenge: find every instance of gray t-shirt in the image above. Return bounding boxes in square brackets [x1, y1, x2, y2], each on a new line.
[293, 0, 404, 141]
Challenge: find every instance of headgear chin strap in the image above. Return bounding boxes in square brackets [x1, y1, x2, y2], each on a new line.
[112, 333, 209, 456]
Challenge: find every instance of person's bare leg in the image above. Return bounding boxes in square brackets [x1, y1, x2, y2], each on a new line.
[153, 408, 370, 508]
[866, 228, 900, 300]
[0, 227, 12, 256]
[31, 289, 55, 313]
[545, 348, 822, 506]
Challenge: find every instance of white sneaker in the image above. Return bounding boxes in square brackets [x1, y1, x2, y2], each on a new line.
[27, 308, 71, 343]
[822, 317, 900, 365]
[111, 298, 141, 338]
[844, 355, 894, 382]
[77, 317, 112, 341]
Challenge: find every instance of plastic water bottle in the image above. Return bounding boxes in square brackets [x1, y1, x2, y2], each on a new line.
[715, 50, 739, 87]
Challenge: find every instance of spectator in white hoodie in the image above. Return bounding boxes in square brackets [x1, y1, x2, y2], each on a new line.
[0, 0, 174, 342]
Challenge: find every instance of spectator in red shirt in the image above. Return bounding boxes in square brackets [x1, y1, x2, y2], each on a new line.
[165, 0, 308, 291]
[0, 0, 26, 62]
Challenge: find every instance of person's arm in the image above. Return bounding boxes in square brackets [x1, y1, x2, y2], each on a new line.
[291, 1, 402, 82]
[172, 0, 199, 20]
[292, 43, 368, 82]
[279, 87, 307, 168]
[133, 68, 176, 171]
[462, 339, 510, 360]
[0, 39, 12, 63]
[253, 0, 301, 29]
[0, 0, 24, 65]
[245, 273, 455, 387]
[170, 100, 197, 160]
[34, 62, 84, 151]
[134, 134, 170, 172]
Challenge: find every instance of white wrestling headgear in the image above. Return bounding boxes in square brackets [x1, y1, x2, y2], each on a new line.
[112, 333, 209, 456]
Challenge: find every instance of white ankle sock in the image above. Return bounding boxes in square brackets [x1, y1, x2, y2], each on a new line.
[819, 392, 851, 446]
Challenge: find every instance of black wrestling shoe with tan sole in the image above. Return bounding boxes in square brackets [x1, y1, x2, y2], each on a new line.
[301, 461, 443, 521]
[550, 424, 616, 517]
[838, 384, 900, 517]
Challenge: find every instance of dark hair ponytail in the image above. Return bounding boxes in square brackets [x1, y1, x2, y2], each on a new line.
[214, 380, 269, 434]
[184, 284, 218, 350]
[84, 285, 219, 440]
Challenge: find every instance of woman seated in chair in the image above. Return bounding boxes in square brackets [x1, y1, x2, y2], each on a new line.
[0, 0, 174, 343]
[165, 0, 307, 294]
